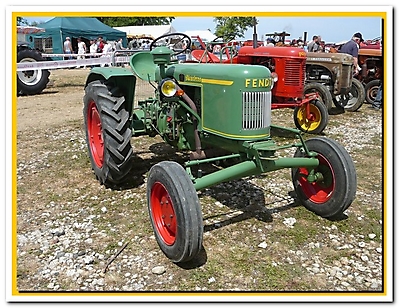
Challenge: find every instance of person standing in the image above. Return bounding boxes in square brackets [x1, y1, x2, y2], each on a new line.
[306, 35, 320, 52]
[115, 38, 125, 51]
[76, 37, 87, 68]
[339, 32, 364, 76]
[63, 37, 72, 60]
[96, 36, 105, 53]
[100, 40, 113, 67]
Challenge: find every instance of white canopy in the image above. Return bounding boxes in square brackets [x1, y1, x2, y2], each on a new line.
[113, 25, 176, 39]
[184, 30, 217, 42]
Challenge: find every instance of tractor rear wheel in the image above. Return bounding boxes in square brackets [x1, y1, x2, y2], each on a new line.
[291, 137, 357, 219]
[83, 80, 133, 188]
[147, 161, 203, 263]
[293, 99, 328, 134]
[303, 83, 333, 112]
[333, 78, 365, 112]
[364, 79, 380, 104]
[17, 48, 50, 95]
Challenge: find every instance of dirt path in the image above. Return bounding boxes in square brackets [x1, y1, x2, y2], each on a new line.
[17, 68, 88, 131]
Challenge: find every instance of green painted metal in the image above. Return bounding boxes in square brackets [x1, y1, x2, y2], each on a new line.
[85, 67, 137, 115]
[164, 63, 273, 140]
[193, 156, 319, 191]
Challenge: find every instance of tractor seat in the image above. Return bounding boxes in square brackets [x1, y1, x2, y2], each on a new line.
[130, 51, 157, 81]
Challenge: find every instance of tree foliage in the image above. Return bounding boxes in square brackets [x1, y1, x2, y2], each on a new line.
[97, 17, 175, 27]
[17, 17, 28, 26]
[214, 17, 257, 40]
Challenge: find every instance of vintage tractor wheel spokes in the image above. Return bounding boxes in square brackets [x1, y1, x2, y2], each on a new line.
[83, 80, 133, 187]
[291, 137, 357, 219]
[87, 100, 104, 168]
[147, 161, 203, 263]
[293, 99, 328, 134]
[334, 78, 365, 112]
[364, 79, 380, 104]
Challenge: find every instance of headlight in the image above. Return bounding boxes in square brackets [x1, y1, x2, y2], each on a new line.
[160, 79, 177, 97]
[270, 72, 278, 90]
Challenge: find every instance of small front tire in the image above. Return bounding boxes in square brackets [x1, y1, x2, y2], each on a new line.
[291, 137, 357, 218]
[293, 99, 328, 134]
[147, 161, 203, 263]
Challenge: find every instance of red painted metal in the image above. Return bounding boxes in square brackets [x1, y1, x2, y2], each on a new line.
[297, 153, 335, 203]
[87, 100, 104, 168]
[150, 182, 177, 246]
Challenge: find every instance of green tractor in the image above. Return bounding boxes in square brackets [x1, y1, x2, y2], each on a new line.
[83, 33, 357, 263]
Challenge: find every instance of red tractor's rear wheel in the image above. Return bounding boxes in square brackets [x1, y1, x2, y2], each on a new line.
[83, 80, 134, 188]
[147, 161, 203, 263]
[293, 99, 328, 134]
[291, 137, 357, 219]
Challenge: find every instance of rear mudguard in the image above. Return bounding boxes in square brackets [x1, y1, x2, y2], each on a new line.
[85, 67, 137, 115]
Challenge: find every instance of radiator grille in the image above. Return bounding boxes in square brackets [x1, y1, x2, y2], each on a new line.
[242, 91, 271, 130]
[285, 59, 306, 86]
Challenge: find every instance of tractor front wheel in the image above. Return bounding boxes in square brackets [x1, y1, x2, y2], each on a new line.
[291, 137, 357, 219]
[333, 78, 365, 112]
[83, 80, 134, 188]
[293, 99, 328, 134]
[147, 161, 203, 263]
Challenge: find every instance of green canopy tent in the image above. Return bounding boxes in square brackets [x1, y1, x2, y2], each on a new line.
[31, 17, 126, 56]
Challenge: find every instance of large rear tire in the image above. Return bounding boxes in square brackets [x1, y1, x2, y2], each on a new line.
[333, 78, 365, 112]
[291, 137, 357, 219]
[293, 99, 328, 134]
[303, 83, 333, 112]
[17, 48, 50, 95]
[83, 80, 134, 187]
[147, 161, 203, 263]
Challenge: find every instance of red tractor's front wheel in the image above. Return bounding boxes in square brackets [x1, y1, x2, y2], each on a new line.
[291, 137, 357, 219]
[83, 80, 134, 187]
[147, 161, 203, 263]
[293, 99, 328, 134]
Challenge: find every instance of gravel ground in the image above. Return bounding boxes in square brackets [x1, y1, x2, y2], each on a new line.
[13, 69, 388, 302]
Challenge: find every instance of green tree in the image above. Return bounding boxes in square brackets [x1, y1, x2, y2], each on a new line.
[17, 17, 28, 26]
[214, 17, 256, 41]
[97, 17, 175, 27]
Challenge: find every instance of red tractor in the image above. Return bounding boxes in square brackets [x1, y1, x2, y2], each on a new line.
[190, 38, 329, 135]
[357, 46, 382, 104]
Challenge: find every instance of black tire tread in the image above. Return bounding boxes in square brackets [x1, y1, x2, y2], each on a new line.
[291, 137, 357, 218]
[83, 80, 133, 187]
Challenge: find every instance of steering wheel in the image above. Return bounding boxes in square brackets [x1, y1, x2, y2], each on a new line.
[150, 33, 192, 56]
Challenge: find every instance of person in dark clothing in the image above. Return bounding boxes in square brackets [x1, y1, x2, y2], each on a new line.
[339, 32, 364, 75]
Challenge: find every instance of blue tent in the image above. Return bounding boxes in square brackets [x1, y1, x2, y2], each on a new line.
[32, 17, 126, 55]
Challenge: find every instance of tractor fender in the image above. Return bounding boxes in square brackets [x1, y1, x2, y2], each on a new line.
[85, 67, 137, 114]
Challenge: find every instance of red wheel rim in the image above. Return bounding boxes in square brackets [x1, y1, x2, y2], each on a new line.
[297, 153, 335, 203]
[87, 100, 104, 168]
[150, 182, 177, 245]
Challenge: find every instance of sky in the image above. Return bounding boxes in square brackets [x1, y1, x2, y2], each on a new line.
[24, 15, 382, 44]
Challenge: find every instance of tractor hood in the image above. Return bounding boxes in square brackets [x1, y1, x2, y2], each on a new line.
[238, 45, 307, 59]
[307, 52, 353, 65]
[164, 63, 272, 90]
